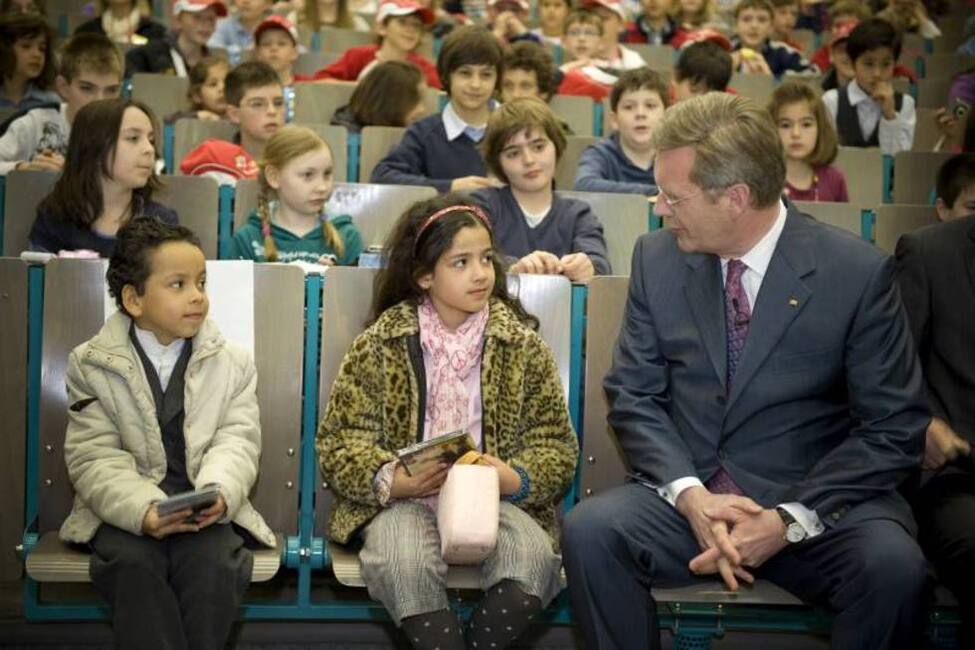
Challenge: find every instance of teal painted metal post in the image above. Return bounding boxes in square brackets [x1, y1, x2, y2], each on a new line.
[593, 102, 603, 137]
[650, 202, 662, 231]
[163, 123, 175, 175]
[24, 265, 44, 532]
[348, 132, 361, 183]
[563, 284, 586, 511]
[860, 209, 874, 242]
[298, 274, 323, 605]
[218, 185, 235, 259]
[883, 155, 894, 204]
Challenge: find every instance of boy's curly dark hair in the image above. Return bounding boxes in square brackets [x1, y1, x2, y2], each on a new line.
[107, 218, 202, 316]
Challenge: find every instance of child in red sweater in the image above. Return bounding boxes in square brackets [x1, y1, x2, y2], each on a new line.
[312, 0, 441, 87]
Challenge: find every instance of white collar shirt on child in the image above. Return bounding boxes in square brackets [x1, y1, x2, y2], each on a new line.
[822, 80, 916, 156]
[133, 324, 187, 391]
[442, 101, 488, 142]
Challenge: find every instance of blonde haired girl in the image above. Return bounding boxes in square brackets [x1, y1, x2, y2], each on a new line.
[230, 125, 363, 264]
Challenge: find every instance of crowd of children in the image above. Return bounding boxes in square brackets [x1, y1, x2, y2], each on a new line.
[2, 0, 973, 647]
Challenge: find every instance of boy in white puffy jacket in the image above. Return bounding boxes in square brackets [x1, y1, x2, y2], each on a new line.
[61, 218, 274, 650]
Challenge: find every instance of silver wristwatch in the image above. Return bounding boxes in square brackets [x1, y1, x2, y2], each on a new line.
[775, 507, 807, 543]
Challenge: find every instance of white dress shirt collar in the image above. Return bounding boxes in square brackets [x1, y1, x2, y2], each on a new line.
[441, 101, 488, 142]
[133, 324, 187, 392]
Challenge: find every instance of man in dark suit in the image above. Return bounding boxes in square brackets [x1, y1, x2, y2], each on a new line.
[561, 92, 931, 650]
[896, 213, 975, 647]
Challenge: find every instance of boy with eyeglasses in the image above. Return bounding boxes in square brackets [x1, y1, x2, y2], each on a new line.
[180, 61, 284, 185]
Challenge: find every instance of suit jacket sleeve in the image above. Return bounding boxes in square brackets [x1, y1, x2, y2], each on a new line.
[784, 255, 928, 517]
[603, 236, 699, 484]
[895, 231, 945, 419]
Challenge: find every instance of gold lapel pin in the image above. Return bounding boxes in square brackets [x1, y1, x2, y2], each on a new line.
[788, 298, 799, 307]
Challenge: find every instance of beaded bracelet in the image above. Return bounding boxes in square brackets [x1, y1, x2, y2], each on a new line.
[504, 466, 531, 503]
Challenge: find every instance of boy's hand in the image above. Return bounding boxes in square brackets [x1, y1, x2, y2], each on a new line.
[739, 54, 772, 75]
[16, 150, 64, 172]
[871, 81, 897, 119]
[196, 109, 222, 121]
[390, 462, 449, 499]
[316, 254, 337, 266]
[479, 453, 522, 496]
[193, 494, 227, 529]
[142, 504, 198, 539]
[559, 252, 595, 282]
[511, 250, 563, 275]
[450, 175, 502, 192]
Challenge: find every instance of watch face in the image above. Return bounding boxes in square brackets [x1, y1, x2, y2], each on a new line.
[786, 522, 806, 543]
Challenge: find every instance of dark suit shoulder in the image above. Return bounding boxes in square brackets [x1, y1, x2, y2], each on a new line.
[791, 207, 889, 275]
[900, 213, 975, 251]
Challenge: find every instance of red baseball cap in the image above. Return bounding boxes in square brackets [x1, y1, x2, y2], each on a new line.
[375, 0, 434, 25]
[677, 28, 733, 52]
[173, 0, 228, 18]
[254, 14, 299, 44]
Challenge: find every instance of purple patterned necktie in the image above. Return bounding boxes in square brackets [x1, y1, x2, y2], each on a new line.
[724, 259, 751, 387]
[706, 259, 751, 496]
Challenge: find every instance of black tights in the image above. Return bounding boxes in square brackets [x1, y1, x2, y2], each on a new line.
[400, 580, 542, 650]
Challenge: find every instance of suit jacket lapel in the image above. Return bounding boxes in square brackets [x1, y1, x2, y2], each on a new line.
[727, 210, 815, 410]
[684, 254, 727, 393]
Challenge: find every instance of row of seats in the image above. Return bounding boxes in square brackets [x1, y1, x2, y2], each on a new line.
[0, 169, 944, 275]
[2, 262, 959, 647]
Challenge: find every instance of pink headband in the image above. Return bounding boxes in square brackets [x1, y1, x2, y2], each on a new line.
[414, 204, 492, 249]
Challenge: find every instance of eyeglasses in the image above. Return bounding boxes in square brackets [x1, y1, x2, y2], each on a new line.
[242, 97, 285, 111]
[656, 188, 701, 211]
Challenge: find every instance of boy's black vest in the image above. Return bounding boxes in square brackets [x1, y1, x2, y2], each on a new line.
[130, 327, 194, 495]
[835, 82, 904, 148]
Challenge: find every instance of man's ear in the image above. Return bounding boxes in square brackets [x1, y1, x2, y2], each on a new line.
[225, 103, 240, 125]
[121, 284, 143, 319]
[724, 183, 752, 216]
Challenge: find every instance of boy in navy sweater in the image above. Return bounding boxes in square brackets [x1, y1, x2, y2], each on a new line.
[474, 98, 611, 282]
[822, 18, 915, 156]
[370, 26, 504, 193]
[575, 68, 668, 195]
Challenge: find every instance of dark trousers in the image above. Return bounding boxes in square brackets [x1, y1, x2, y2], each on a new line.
[89, 522, 253, 650]
[915, 471, 975, 647]
[561, 483, 930, 650]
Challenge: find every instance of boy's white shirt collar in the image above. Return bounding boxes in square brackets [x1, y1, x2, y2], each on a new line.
[846, 80, 872, 106]
[442, 100, 492, 142]
[133, 323, 187, 392]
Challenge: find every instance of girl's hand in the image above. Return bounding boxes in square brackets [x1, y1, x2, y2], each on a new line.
[142, 504, 198, 539]
[193, 494, 227, 529]
[559, 252, 595, 283]
[479, 454, 522, 496]
[390, 462, 449, 499]
[317, 254, 337, 266]
[17, 150, 64, 172]
[510, 250, 562, 275]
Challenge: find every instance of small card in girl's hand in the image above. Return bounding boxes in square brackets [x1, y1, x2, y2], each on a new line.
[396, 429, 477, 476]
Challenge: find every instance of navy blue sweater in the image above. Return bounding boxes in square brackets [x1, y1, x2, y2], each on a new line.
[369, 113, 485, 193]
[472, 186, 611, 275]
[29, 199, 178, 257]
[731, 38, 817, 78]
[574, 133, 657, 195]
